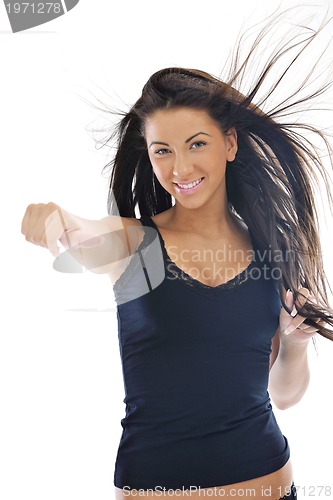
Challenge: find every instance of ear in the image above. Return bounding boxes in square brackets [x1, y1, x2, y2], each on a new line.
[226, 127, 238, 162]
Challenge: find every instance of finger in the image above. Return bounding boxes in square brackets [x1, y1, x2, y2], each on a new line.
[284, 289, 294, 314]
[284, 316, 307, 335]
[43, 209, 64, 256]
[22, 205, 60, 256]
[21, 204, 31, 236]
[283, 287, 310, 335]
[22, 204, 42, 243]
[297, 323, 312, 330]
[296, 324, 318, 334]
[290, 303, 297, 317]
[290, 287, 310, 318]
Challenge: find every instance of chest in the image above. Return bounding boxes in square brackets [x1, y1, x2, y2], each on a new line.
[159, 230, 254, 288]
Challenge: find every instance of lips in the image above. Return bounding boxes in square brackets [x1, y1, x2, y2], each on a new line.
[173, 177, 205, 194]
[173, 177, 204, 189]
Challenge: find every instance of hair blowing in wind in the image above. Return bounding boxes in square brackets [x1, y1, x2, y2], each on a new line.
[91, 7, 333, 342]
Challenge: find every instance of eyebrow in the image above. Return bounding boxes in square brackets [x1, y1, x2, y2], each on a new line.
[149, 131, 212, 148]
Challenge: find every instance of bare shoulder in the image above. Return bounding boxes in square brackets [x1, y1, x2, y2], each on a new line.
[120, 216, 143, 228]
[100, 214, 144, 246]
[92, 215, 145, 284]
[103, 214, 142, 231]
[119, 216, 146, 250]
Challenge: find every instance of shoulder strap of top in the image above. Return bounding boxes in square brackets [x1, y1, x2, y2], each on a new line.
[139, 215, 168, 257]
[137, 215, 163, 253]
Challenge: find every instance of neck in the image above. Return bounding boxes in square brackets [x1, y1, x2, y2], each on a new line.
[169, 200, 238, 239]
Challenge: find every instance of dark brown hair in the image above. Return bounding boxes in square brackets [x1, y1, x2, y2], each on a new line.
[92, 8, 333, 341]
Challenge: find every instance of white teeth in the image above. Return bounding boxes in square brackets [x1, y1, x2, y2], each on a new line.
[177, 178, 202, 189]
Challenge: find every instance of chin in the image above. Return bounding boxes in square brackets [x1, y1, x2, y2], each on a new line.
[174, 198, 206, 209]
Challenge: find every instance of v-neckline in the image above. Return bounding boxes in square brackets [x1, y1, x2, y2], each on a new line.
[140, 215, 257, 295]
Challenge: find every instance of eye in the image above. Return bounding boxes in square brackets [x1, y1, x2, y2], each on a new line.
[154, 148, 170, 155]
[191, 141, 206, 149]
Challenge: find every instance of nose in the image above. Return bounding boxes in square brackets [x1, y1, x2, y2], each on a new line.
[172, 153, 194, 179]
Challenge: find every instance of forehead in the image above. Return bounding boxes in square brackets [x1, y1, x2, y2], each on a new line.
[144, 107, 219, 137]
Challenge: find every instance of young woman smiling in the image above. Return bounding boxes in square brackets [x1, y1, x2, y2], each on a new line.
[21, 9, 333, 500]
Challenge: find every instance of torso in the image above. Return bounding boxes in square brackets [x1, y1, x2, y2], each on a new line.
[113, 208, 293, 498]
[111, 208, 255, 288]
[147, 209, 254, 288]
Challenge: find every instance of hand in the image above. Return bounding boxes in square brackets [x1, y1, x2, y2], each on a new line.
[279, 286, 320, 344]
[21, 202, 102, 258]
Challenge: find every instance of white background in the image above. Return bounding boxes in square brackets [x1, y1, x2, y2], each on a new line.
[1, 0, 333, 499]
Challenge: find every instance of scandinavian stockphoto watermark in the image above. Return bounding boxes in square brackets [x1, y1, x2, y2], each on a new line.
[47, 206, 299, 307]
[3, 0, 79, 33]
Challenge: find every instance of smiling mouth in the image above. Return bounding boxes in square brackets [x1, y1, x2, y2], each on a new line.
[173, 177, 204, 189]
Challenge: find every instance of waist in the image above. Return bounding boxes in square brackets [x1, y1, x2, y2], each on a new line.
[115, 460, 293, 499]
[120, 396, 276, 437]
[114, 419, 290, 490]
[190, 459, 294, 499]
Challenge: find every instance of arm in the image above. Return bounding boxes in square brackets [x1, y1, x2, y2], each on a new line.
[268, 327, 310, 410]
[268, 285, 320, 410]
[21, 202, 141, 275]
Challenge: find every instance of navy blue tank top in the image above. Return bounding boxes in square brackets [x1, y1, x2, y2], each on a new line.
[113, 215, 290, 490]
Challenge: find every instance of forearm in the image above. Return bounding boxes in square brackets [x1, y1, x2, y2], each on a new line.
[66, 217, 125, 272]
[54, 211, 131, 274]
[268, 333, 310, 410]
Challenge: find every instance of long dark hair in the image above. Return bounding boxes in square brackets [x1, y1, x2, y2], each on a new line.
[92, 8, 333, 341]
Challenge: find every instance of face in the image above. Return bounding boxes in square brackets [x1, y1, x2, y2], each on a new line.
[144, 107, 238, 210]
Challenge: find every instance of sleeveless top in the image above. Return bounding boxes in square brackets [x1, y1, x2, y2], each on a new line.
[112, 215, 290, 491]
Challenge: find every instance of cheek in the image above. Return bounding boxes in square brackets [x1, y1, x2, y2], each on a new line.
[150, 163, 164, 184]
[153, 169, 169, 187]
[150, 162, 160, 178]
[152, 167, 174, 193]
[151, 161, 171, 181]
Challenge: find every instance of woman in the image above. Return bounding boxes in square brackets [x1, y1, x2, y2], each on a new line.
[21, 9, 333, 500]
